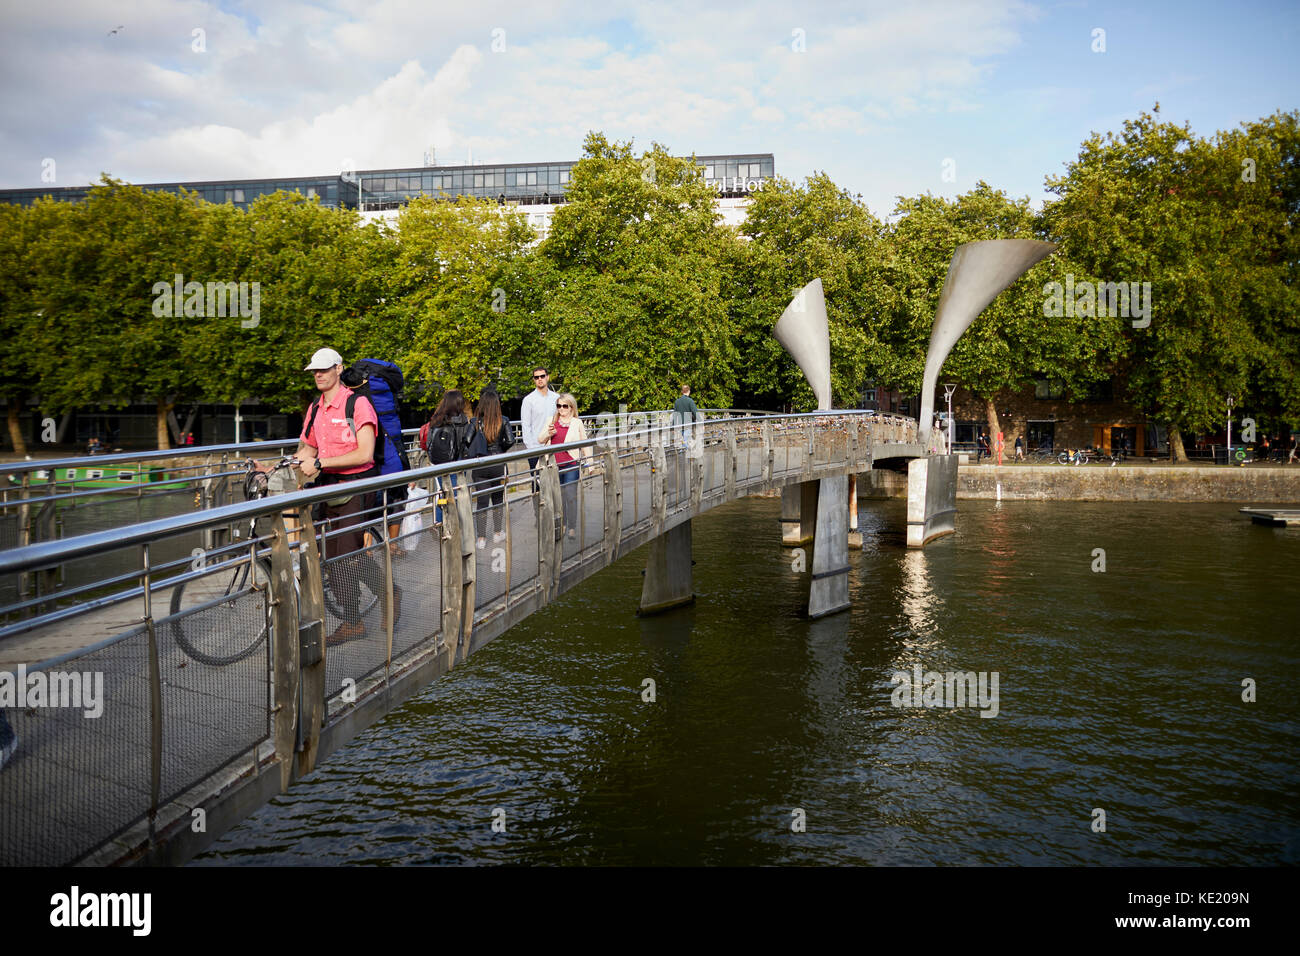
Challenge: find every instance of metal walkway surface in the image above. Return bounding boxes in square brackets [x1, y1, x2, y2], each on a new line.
[0, 410, 919, 866]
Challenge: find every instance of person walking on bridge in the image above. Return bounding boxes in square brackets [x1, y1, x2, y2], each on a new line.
[672, 384, 700, 449]
[521, 366, 558, 489]
[292, 347, 400, 646]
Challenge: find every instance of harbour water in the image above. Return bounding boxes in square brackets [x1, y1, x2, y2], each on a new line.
[196, 496, 1299, 865]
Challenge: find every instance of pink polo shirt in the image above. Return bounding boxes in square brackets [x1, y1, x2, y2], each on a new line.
[301, 384, 379, 476]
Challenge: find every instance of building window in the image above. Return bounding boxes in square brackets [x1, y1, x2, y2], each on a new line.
[559, 169, 569, 184]
[305, 187, 317, 199]
[527, 171, 538, 186]
[474, 174, 484, 188]
[1034, 378, 1065, 400]
[1084, 379, 1114, 402]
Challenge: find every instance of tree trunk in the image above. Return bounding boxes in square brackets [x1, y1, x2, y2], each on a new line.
[983, 395, 1001, 450]
[156, 398, 173, 450]
[1168, 423, 1188, 463]
[7, 402, 27, 455]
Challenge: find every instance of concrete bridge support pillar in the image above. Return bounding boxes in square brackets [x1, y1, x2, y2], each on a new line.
[638, 520, 694, 615]
[906, 454, 958, 548]
[808, 475, 850, 618]
[780, 481, 818, 546]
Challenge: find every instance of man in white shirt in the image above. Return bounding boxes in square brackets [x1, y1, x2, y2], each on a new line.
[521, 366, 558, 483]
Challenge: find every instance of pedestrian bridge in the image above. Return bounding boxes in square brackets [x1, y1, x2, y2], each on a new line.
[0, 409, 951, 866]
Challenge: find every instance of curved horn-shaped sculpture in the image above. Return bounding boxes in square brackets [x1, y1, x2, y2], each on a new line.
[775, 278, 832, 410]
[918, 239, 1058, 444]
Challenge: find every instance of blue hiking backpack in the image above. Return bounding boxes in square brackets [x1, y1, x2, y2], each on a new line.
[330, 358, 410, 476]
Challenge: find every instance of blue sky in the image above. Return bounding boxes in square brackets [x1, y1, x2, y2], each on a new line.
[0, 0, 1294, 217]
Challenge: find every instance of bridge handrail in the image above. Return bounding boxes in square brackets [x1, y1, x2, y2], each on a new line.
[0, 407, 909, 478]
[0, 409, 904, 576]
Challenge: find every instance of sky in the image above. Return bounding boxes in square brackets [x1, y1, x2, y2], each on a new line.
[0, 0, 1296, 217]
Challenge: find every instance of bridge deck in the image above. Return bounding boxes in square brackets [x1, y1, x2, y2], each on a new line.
[0, 414, 922, 866]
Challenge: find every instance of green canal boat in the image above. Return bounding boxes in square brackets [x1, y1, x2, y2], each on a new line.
[19, 465, 187, 490]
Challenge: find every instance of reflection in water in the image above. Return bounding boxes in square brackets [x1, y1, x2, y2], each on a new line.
[898, 549, 939, 647]
[197, 496, 1300, 866]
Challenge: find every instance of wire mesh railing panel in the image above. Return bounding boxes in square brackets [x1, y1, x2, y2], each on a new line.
[322, 543, 389, 697]
[157, 585, 271, 804]
[506, 480, 540, 593]
[391, 505, 442, 660]
[472, 497, 508, 611]
[635, 461, 652, 527]
[581, 471, 604, 556]
[620, 464, 638, 533]
[560, 469, 582, 563]
[0, 629, 152, 866]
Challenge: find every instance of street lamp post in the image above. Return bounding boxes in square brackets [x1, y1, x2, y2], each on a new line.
[1226, 394, 1234, 466]
[943, 384, 957, 455]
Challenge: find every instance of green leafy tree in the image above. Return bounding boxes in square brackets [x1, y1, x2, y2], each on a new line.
[1043, 109, 1300, 459]
[886, 182, 1122, 439]
[738, 173, 889, 409]
[0, 200, 72, 452]
[388, 194, 533, 409]
[528, 133, 740, 412]
[24, 178, 211, 449]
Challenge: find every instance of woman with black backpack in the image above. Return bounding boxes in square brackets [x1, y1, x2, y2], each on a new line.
[471, 389, 514, 549]
[423, 389, 481, 524]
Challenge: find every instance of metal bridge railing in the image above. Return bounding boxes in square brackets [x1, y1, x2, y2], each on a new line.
[0, 409, 914, 865]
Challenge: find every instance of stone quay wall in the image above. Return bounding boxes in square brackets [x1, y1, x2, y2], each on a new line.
[860, 465, 1300, 503]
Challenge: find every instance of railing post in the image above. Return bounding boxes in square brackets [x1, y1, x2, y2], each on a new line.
[294, 500, 327, 777]
[537, 458, 562, 599]
[650, 442, 667, 532]
[453, 470, 476, 663]
[381, 500, 395, 676]
[142, 543, 163, 842]
[603, 448, 621, 564]
[762, 421, 774, 488]
[439, 473, 464, 667]
[725, 422, 737, 500]
[269, 512, 302, 791]
[803, 418, 815, 480]
[16, 472, 31, 607]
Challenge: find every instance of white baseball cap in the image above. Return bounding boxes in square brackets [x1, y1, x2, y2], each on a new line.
[304, 347, 343, 371]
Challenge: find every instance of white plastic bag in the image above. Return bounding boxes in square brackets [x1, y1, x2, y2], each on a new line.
[400, 486, 430, 551]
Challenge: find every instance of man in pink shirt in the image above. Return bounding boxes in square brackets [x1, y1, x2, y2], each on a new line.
[295, 347, 400, 645]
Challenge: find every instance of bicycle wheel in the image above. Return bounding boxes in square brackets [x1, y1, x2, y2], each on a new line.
[319, 562, 381, 621]
[169, 558, 273, 666]
[1057, 452, 1069, 465]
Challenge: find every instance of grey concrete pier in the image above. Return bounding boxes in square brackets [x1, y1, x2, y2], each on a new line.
[638, 520, 695, 614]
[906, 454, 959, 548]
[780, 482, 818, 546]
[808, 475, 851, 618]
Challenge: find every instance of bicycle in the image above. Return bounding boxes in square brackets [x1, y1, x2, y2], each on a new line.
[168, 456, 380, 666]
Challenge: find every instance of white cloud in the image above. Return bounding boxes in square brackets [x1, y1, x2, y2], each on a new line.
[0, 0, 1052, 216]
